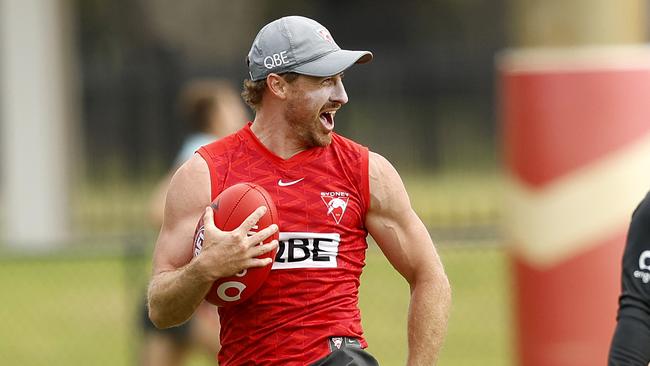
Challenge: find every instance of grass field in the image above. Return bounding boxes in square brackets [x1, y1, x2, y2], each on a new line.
[0, 244, 512, 366]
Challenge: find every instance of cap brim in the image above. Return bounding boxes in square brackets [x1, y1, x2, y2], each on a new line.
[291, 50, 373, 78]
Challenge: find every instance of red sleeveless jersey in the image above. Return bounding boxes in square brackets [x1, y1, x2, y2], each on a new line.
[197, 123, 371, 366]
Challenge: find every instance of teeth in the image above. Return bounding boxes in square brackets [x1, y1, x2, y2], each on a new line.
[320, 111, 336, 127]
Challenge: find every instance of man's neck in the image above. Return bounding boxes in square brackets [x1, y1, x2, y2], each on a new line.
[250, 112, 308, 160]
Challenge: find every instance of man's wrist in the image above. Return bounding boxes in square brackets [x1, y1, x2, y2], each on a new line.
[185, 255, 216, 285]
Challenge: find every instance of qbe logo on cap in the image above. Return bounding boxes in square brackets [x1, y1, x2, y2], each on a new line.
[263, 51, 290, 69]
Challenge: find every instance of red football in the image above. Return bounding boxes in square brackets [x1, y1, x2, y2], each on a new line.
[192, 182, 279, 306]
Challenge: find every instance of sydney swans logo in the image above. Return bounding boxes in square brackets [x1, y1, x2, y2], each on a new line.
[321, 192, 350, 224]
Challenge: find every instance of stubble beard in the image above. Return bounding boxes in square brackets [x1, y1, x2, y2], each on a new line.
[285, 99, 332, 148]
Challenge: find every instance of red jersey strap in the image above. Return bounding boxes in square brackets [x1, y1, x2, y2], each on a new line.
[196, 130, 244, 200]
[329, 133, 371, 219]
[196, 147, 221, 200]
[360, 145, 370, 213]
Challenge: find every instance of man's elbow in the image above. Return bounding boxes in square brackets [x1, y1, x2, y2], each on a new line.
[434, 271, 452, 303]
[147, 299, 180, 329]
[413, 268, 451, 303]
[148, 304, 169, 329]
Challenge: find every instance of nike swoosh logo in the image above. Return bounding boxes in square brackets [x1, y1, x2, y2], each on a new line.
[278, 178, 305, 187]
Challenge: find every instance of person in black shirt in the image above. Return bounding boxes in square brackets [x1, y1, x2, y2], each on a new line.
[609, 191, 650, 365]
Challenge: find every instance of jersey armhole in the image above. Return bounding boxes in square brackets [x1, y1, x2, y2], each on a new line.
[360, 146, 370, 214]
[197, 147, 219, 201]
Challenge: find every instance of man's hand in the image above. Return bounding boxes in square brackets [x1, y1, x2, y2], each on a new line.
[192, 205, 279, 281]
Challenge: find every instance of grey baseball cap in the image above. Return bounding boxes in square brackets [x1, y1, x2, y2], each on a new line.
[246, 16, 373, 81]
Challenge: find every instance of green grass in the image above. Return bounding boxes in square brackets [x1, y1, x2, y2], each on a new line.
[0, 256, 134, 365]
[0, 245, 511, 366]
[360, 245, 513, 366]
[402, 172, 502, 229]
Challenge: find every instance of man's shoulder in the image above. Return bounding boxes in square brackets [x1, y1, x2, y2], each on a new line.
[165, 154, 211, 211]
[174, 154, 210, 184]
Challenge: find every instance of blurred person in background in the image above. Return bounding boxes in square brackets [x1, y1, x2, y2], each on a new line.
[147, 16, 451, 366]
[142, 79, 247, 366]
[149, 79, 248, 225]
[609, 191, 650, 366]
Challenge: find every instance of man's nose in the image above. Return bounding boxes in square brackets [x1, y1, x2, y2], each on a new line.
[330, 78, 348, 105]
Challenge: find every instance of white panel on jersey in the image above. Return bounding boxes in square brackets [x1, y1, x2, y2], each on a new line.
[272, 232, 340, 270]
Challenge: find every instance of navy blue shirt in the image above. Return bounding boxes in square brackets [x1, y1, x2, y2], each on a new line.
[609, 191, 650, 365]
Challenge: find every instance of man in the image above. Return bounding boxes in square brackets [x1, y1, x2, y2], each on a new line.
[609, 191, 650, 365]
[147, 16, 451, 366]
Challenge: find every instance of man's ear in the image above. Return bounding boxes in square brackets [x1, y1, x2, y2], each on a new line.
[266, 73, 289, 100]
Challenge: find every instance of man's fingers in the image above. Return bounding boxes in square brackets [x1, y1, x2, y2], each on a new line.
[246, 257, 274, 268]
[247, 224, 278, 246]
[249, 240, 278, 257]
[202, 206, 217, 231]
[239, 206, 268, 234]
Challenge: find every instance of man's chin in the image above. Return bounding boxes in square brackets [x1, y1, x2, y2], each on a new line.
[314, 133, 332, 147]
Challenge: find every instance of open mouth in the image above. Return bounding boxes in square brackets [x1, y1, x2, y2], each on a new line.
[319, 111, 335, 131]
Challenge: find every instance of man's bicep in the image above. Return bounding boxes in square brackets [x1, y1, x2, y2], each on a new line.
[152, 155, 211, 275]
[365, 152, 441, 284]
[366, 208, 438, 283]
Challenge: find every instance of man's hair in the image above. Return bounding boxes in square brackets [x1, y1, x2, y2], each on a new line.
[241, 73, 299, 111]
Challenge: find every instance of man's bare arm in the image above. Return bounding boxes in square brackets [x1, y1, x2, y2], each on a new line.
[147, 154, 278, 328]
[365, 152, 451, 365]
